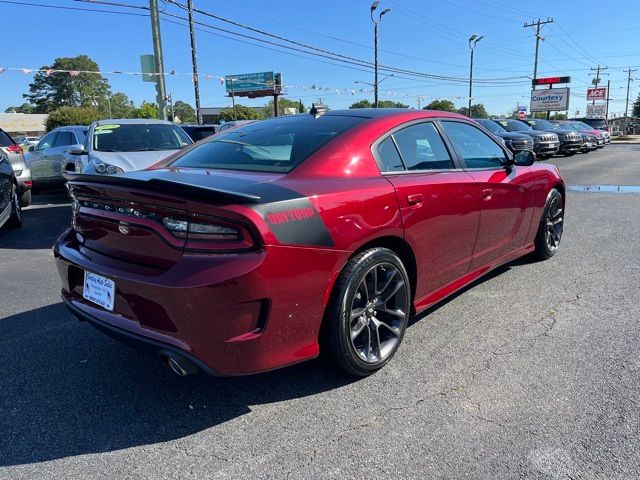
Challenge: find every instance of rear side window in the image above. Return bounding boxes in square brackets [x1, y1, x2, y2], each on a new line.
[0, 129, 15, 147]
[392, 122, 454, 171]
[53, 131, 74, 147]
[171, 115, 365, 173]
[441, 121, 506, 169]
[377, 137, 405, 172]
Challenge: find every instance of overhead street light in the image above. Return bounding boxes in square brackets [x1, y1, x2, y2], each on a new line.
[468, 33, 484, 115]
[370, 1, 391, 108]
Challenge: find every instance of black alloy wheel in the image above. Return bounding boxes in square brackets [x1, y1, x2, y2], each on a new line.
[534, 188, 563, 259]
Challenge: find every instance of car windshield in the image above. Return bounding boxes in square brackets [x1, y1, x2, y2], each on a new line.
[525, 119, 557, 130]
[475, 119, 506, 134]
[581, 119, 607, 129]
[495, 120, 532, 132]
[93, 123, 192, 152]
[170, 114, 365, 173]
[573, 122, 596, 131]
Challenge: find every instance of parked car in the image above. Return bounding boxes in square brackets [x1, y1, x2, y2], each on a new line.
[216, 120, 256, 133]
[28, 126, 88, 190]
[16, 136, 40, 148]
[74, 119, 193, 174]
[0, 128, 32, 206]
[473, 118, 534, 153]
[566, 121, 606, 148]
[56, 109, 565, 377]
[179, 124, 219, 142]
[0, 150, 22, 230]
[551, 121, 600, 152]
[572, 117, 611, 143]
[491, 119, 560, 159]
[517, 118, 583, 157]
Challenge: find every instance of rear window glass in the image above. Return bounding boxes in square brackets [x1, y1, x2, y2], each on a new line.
[183, 127, 218, 142]
[0, 129, 15, 147]
[170, 115, 365, 173]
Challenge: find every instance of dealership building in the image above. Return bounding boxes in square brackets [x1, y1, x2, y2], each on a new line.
[0, 113, 48, 137]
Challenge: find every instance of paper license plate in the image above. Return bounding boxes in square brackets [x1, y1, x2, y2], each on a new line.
[83, 271, 115, 311]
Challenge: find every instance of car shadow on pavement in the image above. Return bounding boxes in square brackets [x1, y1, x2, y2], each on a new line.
[0, 203, 71, 250]
[409, 255, 536, 326]
[0, 303, 357, 467]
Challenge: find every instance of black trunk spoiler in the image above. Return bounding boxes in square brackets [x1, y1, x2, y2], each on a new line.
[62, 171, 262, 203]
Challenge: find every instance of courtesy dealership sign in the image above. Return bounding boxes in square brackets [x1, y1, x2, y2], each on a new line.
[530, 88, 570, 112]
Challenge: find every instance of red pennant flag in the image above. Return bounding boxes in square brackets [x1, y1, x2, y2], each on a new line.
[69, 71, 80, 76]
[22, 68, 31, 75]
[0, 68, 5, 74]
[46, 69, 54, 76]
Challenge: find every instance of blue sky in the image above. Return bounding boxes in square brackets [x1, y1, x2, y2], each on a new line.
[1, 0, 639, 116]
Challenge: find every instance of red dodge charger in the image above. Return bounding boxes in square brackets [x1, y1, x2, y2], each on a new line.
[54, 108, 565, 377]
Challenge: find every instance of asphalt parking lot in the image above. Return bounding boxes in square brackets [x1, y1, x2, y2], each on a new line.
[1, 144, 639, 479]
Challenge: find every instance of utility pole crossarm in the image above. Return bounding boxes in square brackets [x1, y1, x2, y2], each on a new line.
[523, 18, 554, 85]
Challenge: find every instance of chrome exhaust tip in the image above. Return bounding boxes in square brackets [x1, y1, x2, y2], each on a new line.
[165, 355, 197, 376]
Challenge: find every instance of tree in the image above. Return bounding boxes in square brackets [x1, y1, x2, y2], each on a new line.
[25, 55, 111, 113]
[107, 92, 135, 118]
[45, 106, 101, 132]
[262, 98, 305, 118]
[424, 99, 457, 112]
[5, 103, 35, 114]
[131, 101, 159, 119]
[219, 104, 262, 121]
[172, 100, 196, 123]
[350, 99, 408, 109]
[632, 92, 640, 117]
[457, 104, 489, 118]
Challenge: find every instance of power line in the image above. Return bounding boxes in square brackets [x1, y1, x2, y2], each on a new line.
[0, 0, 147, 16]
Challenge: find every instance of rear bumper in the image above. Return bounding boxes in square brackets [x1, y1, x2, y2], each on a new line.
[62, 294, 218, 375]
[54, 228, 349, 376]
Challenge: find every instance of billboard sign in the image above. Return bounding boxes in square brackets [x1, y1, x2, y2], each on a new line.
[225, 71, 281, 97]
[586, 103, 606, 118]
[586, 87, 606, 101]
[530, 88, 570, 112]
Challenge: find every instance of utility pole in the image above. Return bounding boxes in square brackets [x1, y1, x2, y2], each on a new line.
[605, 79, 611, 120]
[624, 67, 636, 118]
[149, 0, 168, 120]
[187, 0, 202, 124]
[468, 34, 483, 115]
[524, 18, 554, 85]
[589, 65, 608, 104]
[370, 1, 390, 108]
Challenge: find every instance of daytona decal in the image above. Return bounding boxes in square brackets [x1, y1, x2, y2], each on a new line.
[254, 198, 334, 248]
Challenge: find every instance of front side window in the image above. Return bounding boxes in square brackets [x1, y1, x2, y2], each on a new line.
[171, 115, 365, 173]
[35, 132, 57, 151]
[392, 122, 454, 171]
[441, 121, 506, 169]
[92, 123, 192, 152]
[53, 131, 74, 147]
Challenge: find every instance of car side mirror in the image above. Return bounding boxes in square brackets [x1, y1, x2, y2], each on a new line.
[28, 145, 35, 152]
[514, 150, 535, 166]
[68, 144, 85, 155]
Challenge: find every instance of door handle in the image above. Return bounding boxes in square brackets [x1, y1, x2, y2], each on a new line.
[407, 194, 424, 208]
[481, 188, 493, 200]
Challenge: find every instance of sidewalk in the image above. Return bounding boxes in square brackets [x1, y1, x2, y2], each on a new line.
[611, 135, 640, 144]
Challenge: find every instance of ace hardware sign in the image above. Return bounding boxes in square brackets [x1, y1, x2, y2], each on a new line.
[587, 87, 607, 101]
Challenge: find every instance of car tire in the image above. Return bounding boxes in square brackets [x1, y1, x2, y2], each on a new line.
[20, 189, 32, 207]
[534, 188, 563, 260]
[322, 247, 411, 376]
[7, 185, 23, 228]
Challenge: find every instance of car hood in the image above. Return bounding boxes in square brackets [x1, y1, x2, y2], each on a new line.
[494, 132, 533, 141]
[91, 150, 180, 172]
[517, 129, 554, 139]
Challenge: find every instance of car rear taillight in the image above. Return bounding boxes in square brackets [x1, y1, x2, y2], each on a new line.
[161, 216, 255, 252]
[6, 144, 22, 154]
[162, 217, 240, 241]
